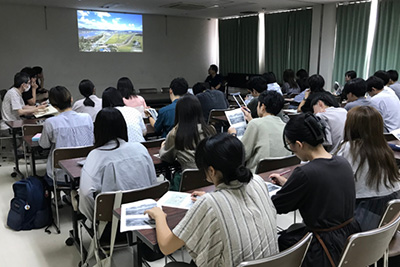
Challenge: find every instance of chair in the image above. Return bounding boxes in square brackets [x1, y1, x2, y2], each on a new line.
[179, 169, 213, 192]
[238, 233, 313, 267]
[384, 133, 397, 142]
[337, 212, 400, 267]
[79, 181, 170, 267]
[208, 108, 231, 132]
[52, 145, 94, 233]
[255, 155, 300, 174]
[22, 124, 43, 176]
[378, 199, 400, 260]
[139, 88, 158, 94]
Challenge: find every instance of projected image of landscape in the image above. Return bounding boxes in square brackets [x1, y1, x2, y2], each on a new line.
[77, 10, 143, 52]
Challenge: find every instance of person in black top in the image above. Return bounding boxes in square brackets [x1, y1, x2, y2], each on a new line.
[269, 113, 360, 267]
[297, 74, 334, 113]
[205, 64, 223, 91]
[193, 82, 229, 122]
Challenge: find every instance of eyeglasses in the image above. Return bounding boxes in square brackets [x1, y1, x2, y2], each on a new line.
[282, 132, 293, 152]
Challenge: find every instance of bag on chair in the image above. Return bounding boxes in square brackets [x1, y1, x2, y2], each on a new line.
[7, 176, 53, 231]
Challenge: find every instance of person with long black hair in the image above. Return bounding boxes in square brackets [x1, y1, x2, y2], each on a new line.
[270, 113, 360, 267]
[117, 77, 147, 117]
[145, 133, 278, 267]
[160, 94, 216, 189]
[79, 108, 157, 222]
[72, 79, 102, 121]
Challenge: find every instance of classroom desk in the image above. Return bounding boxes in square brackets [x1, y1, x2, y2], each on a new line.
[5, 119, 42, 178]
[22, 135, 41, 177]
[129, 164, 300, 266]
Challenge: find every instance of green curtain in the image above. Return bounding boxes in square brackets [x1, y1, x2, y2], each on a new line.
[332, 2, 371, 85]
[369, 0, 400, 75]
[265, 9, 312, 84]
[219, 16, 258, 75]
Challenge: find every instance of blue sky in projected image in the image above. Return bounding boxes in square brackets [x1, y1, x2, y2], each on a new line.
[77, 10, 142, 32]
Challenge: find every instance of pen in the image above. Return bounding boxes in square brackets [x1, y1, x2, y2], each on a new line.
[279, 170, 291, 176]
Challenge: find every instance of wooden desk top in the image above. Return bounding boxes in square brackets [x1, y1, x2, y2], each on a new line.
[58, 147, 162, 181]
[23, 135, 39, 148]
[5, 119, 42, 129]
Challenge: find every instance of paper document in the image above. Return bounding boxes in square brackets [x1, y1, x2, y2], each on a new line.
[145, 108, 158, 120]
[157, 191, 194, 210]
[390, 128, 400, 141]
[225, 108, 247, 139]
[120, 199, 157, 232]
[266, 182, 281, 196]
[34, 105, 58, 118]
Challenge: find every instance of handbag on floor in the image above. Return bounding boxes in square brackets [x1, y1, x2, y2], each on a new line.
[7, 176, 53, 231]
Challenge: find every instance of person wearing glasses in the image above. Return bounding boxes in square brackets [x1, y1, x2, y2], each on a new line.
[269, 113, 360, 267]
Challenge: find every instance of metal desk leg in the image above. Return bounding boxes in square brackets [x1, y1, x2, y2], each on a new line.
[10, 128, 23, 179]
[134, 236, 144, 267]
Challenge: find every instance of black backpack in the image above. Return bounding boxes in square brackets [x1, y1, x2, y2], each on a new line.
[7, 176, 53, 232]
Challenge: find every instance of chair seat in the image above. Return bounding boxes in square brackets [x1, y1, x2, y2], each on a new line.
[389, 231, 400, 257]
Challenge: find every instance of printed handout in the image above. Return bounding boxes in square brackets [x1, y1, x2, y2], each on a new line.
[225, 108, 247, 139]
[157, 191, 194, 210]
[120, 199, 157, 232]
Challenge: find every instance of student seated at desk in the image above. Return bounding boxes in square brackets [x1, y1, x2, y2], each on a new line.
[39, 86, 94, 186]
[72, 79, 102, 122]
[148, 77, 188, 138]
[160, 94, 216, 190]
[102, 87, 146, 142]
[336, 106, 400, 231]
[228, 90, 291, 172]
[117, 77, 147, 117]
[146, 133, 278, 267]
[0, 72, 46, 131]
[343, 78, 370, 111]
[269, 113, 360, 267]
[297, 74, 328, 113]
[79, 108, 157, 222]
[312, 93, 347, 153]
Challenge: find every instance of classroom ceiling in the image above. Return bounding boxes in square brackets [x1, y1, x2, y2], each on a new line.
[0, 0, 344, 18]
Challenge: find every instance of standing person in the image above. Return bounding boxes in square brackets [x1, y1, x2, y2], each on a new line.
[343, 78, 370, 111]
[102, 87, 146, 142]
[160, 94, 216, 190]
[192, 82, 228, 122]
[72, 79, 102, 122]
[148, 77, 188, 138]
[79, 107, 157, 222]
[282, 69, 300, 95]
[39, 86, 94, 186]
[117, 77, 147, 117]
[145, 133, 279, 267]
[367, 76, 400, 132]
[336, 106, 400, 231]
[270, 113, 360, 267]
[228, 91, 291, 172]
[0, 72, 46, 130]
[205, 64, 223, 91]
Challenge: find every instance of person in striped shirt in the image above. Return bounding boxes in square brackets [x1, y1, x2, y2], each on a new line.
[145, 133, 278, 266]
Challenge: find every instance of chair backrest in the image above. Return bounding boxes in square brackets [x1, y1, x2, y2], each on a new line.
[337, 212, 400, 267]
[161, 87, 170, 94]
[255, 155, 300, 174]
[179, 169, 213, 192]
[208, 108, 231, 124]
[384, 133, 397, 142]
[94, 181, 170, 222]
[379, 199, 400, 227]
[139, 88, 158, 94]
[52, 145, 94, 169]
[22, 124, 43, 137]
[141, 138, 165, 149]
[238, 233, 313, 267]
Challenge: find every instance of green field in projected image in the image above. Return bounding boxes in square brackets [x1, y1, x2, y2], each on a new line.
[78, 30, 143, 52]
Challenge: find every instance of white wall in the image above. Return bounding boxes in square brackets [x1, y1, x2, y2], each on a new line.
[0, 4, 217, 100]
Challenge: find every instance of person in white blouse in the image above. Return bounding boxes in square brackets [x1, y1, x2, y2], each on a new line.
[72, 79, 102, 121]
[79, 107, 157, 222]
[101, 87, 146, 142]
